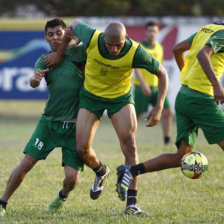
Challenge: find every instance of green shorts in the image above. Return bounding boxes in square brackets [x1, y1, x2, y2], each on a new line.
[79, 87, 135, 119]
[175, 86, 224, 148]
[134, 85, 171, 115]
[23, 117, 84, 171]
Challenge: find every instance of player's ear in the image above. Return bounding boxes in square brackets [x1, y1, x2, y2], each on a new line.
[125, 34, 128, 39]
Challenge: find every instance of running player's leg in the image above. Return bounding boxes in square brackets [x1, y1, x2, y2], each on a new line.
[111, 104, 138, 189]
[141, 140, 192, 172]
[0, 155, 37, 216]
[63, 166, 80, 196]
[76, 108, 109, 200]
[111, 104, 148, 214]
[76, 108, 101, 169]
[1, 155, 37, 202]
[116, 140, 193, 203]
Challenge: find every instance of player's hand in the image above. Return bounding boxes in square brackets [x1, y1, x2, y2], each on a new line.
[66, 27, 80, 46]
[44, 52, 63, 69]
[141, 83, 151, 96]
[145, 105, 162, 127]
[34, 69, 49, 82]
[213, 83, 224, 104]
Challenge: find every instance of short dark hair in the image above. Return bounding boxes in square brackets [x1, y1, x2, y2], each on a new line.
[145, 21, 160, 29]
[45, 18, 66, 33]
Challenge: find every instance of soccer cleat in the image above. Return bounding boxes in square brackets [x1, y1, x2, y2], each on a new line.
[116, 165, 133, 201]
[0, 205, 5, 217]
[124, 204, 149, 216]
[90, 166, 110, 200]
[48, 194, 66, 212]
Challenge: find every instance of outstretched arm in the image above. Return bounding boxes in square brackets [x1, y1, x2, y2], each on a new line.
[173, 40, 191, 71]
[145, 64, 168, 127]
[197, 45, 224, 104]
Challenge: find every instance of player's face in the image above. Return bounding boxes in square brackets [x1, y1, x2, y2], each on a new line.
[104, 34, 126, 56]
[145, 25, 159, 43]
[45, 26, 65, 52]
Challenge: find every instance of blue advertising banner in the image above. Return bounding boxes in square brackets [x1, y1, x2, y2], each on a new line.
[0, 30, 50, 99]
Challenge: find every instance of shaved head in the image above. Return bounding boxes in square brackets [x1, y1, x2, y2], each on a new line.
[104, 22, 127, 56]
[104, 22, 127, 38]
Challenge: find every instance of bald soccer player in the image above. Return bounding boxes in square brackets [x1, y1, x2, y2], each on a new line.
[45, 20, 169, 215]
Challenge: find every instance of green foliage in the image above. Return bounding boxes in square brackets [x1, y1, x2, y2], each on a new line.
[0, 112, 224, 223]
[1, 0, 224, 17]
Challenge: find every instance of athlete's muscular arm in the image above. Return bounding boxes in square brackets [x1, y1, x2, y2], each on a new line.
[145, 64, 168, 127]
[135, 69, 151, 95]
[29, 69, 49, 88]
[173, 40, 191, 71]
[197, 45, 224, 104]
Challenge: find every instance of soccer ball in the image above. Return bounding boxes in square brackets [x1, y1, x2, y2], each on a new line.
[181, 152, 208, 179]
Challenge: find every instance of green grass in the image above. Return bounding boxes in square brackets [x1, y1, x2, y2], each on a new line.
[0, 105, 224, 223]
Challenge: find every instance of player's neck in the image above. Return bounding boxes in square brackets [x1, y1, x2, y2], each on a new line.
[145, 39, 155, 46]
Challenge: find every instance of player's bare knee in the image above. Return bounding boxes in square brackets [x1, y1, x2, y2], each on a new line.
[76, 143, 89, 156]
[20, 155, 37, 172]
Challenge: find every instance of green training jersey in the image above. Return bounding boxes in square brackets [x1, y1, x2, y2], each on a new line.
[35, 45, 86, 121]
[74, 23, 159, 74]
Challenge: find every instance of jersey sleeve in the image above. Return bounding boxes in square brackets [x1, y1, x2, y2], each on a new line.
[74, 23, 95, 46]
[133, 45, 159, 74]
[206, 30, 224, 53]
[65, 45, 87, 62]
[187, 32, 197, 46]
[34, 55, 47, 71]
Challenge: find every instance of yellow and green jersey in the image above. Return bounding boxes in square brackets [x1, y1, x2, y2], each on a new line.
[74, 23, 159, 99]
[133, 41, 163, 87]
[182, 23, 224, 96]
[35, 45, 86, 120]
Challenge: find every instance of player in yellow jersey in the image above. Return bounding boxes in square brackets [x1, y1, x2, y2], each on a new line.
[133, 21, 173, 144]
[116, 22, 224, 202]
[45, 20, 169, 215]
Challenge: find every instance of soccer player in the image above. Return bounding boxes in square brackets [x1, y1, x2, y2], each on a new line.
[116, 22, 224, 202]
[0, 18, 86, 217]
[44, 19, 168, 215]
[133, 21, 173, 145]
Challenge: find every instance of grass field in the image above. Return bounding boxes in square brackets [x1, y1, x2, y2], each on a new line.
[0, 101, 224, 223]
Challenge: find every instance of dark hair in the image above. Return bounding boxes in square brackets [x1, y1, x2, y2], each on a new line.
[45, 18, 66, 33]
[145, 21, 160, 29]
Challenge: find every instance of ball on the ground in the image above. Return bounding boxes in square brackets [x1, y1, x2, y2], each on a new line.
[181, 152, 208, 179]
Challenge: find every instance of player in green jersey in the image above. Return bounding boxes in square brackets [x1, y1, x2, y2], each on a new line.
[116, 22, 224, 203]
[45, 19, 168, 215]
[0, 18, 86, 217]
[133, 21, 173, 145]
